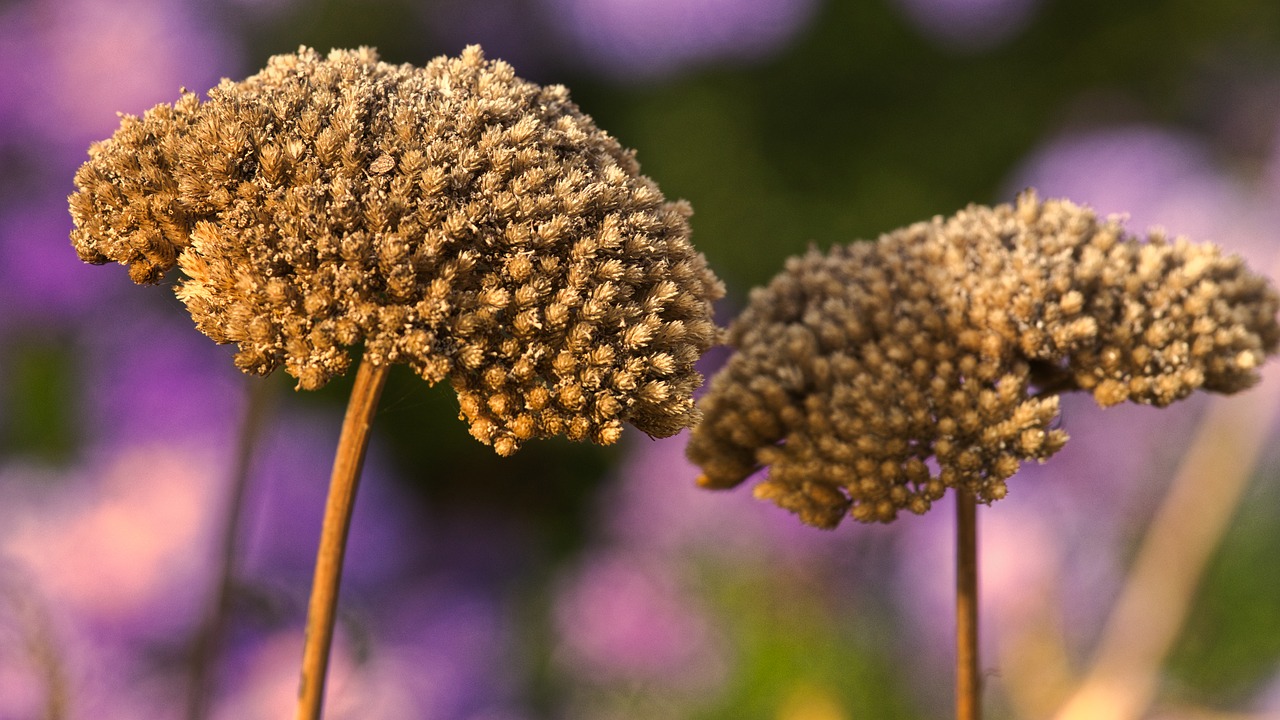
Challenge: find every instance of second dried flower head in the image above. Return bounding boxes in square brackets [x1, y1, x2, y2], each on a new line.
[69, 46, 723, 455]
[688, 192, 1279, 528]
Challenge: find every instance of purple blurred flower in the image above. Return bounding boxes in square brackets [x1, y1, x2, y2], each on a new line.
[0, 444, 224, 644]
[891, 0, 1043, 51]
[601, 431, 866, 566]
[426, 0, 554, 80]
[374, 584, 524, 719]
[0, 410, 494, 717]
[1008, 125, 1274, 268]
[212, 628, 399, 720]
[552, 549, 728, 692]
[77, 304, 246, 450]
[542, 0, 818, 80]
[891, 398, 1190, 637]
[239, 410, 422, 591]
[0, 189, 132, 324]
[0, 0, 237, 155]
[0, 0, 237, 326]
[0, 439, 227, 715]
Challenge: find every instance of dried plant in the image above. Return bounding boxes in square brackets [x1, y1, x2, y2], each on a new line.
[69, 45, 723, 720]
[688, 191, 1279, 528]
[686, 191, 1279, 720]
[70, 45, 723, 456]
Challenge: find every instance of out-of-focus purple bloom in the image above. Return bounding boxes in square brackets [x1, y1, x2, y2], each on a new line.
[230, 412, 530, 719]
[374, 584, 524, 719]
[0, 444, 224, 644]
[601, 432, 868, 567]
[0, 0, 237, 326]
[1008, 125, 1274, 267]
[886, 394, 1211, 711]
[213, 628, 430, 720]
[542, 0, 818, 80]
[78, 305, 246, 450]
[0, 0, 237, 155]
[426, 0, 554, 80]
[0, 189, 132, 324]
[891, 0, 1043, 51]
[239, 410, 421, 592]
[0, 440, 227, 716]
[219, 0, 300, 17]
[552, 549, 728, 692]
[0, 409, 509, 717]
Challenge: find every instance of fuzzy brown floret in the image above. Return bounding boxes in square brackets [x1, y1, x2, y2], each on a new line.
[687, 192, 1279, 527]
[70, 46, 724, 454]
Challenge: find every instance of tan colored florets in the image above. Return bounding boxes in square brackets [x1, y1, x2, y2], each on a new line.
[687, 191, 1279, 527]
[69, 46, 723, 455]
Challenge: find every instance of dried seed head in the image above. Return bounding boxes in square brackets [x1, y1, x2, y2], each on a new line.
[70, 46, 724, 455]
[688, 191, 1279, 528]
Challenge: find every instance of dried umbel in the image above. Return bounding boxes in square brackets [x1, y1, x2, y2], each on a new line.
[688, 192, 1280, 528]
[69, 46, 723, 455]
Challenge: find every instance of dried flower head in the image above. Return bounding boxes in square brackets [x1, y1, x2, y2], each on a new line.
[687, 192, 1280, 528]
[69, 46, 724, 455]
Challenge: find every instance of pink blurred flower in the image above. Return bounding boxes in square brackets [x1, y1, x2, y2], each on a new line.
[0, 0, 237, 152]
[213, 628, 420, 720]
[552, 549, 728, 692]
[215, 583, 522, 720]
[601, 431, 866, 566]
[1, 444, 224, 640]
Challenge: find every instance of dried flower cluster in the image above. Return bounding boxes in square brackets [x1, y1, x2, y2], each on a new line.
[688, 192, 1280, 527]
[69, 46, 723, 455]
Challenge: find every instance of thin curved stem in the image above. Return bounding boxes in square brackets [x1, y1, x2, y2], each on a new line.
[187, 378, 275, 720]
[956, 490, 980, 720]
[295, 360, 390, 720]
[0, 579, 68, 720]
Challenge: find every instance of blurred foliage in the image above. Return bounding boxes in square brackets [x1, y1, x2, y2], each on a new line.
[692, 569, 917, 719]
[0, 333, 79, 463]
[1168, 473, 1280, 703]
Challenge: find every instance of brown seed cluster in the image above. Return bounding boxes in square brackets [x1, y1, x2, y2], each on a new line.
[688, 192, 1279, 527]
[69, 46, 723, 455]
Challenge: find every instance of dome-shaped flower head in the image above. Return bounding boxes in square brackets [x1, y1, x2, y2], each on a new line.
[69, 46, 724, 455]
[687, 192, 1280, 528]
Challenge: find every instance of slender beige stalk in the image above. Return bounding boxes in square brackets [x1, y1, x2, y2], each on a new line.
[295, 360, 390, 720]
[1050, 374, 1280, 720]
[187, 378, 274, 720]
[1, 582, 68, 720]
[956, 490, 980, 720]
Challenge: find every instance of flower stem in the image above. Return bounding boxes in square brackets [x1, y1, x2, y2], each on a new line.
[957, 489, 980, 720]
[295, 359, 390, 720]
[187, 378, 274, 720]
